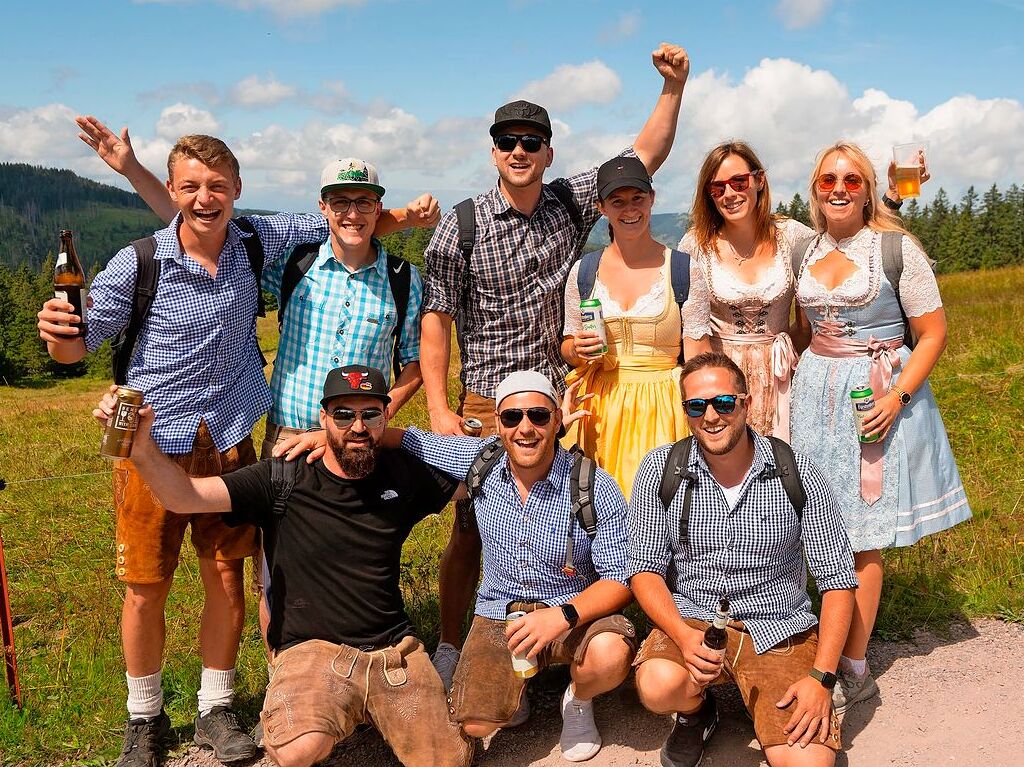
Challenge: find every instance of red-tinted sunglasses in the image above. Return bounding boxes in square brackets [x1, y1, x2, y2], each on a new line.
[816, 173, 864, 193]
[707, 170, 763, 199]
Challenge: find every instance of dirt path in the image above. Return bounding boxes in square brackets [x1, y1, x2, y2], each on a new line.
[169, 619, 1023, 767]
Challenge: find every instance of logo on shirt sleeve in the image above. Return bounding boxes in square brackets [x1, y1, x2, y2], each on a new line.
[380, 489, 399, 501]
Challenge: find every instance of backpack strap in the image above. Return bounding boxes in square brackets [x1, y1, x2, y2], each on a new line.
[385, 253, 412, 381]
[669, 248, 691, 308]
[111, 236, 160, 386]
[270, 456, 298, 518]
[575, 250, 602, 300]
[569, 452, 598, 539]
[764, 437, 807, 518]
[548, 179, 584, 234]
[277, 242, 322, 330]
[790, 233, 819, 281]
[232, 217, 267, 318]
[455, 199, 476, 263]
[658, 437, 699, 544]
[465, 440, 506, 500]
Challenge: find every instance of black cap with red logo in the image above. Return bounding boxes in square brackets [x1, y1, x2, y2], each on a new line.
[321, 365, 392, 408]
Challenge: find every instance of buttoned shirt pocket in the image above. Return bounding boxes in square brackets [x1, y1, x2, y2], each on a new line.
[361, 307, 397, 353]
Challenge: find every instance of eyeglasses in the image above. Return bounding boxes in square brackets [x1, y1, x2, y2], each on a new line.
[329, 406, 385, 429]
[682, 394, 748, 418]
[493, 134, 547, 153]
[816, 173, 864, 193]
[707, 170, 763, 199]
[323, 196, 379, 214]
[497, 407, 554, 428]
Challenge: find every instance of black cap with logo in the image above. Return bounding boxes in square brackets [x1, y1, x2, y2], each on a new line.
[490, 100, 552, 141]
[596, 156, 653, 200]
[321, 365, 392, 409]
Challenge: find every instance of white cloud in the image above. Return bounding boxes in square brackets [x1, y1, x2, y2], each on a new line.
[230, 75, 298, 108]
[598, 10, 641, 42]
[0, 103, 81, 164]
[776, 0, 833, 29]
[516, 61, 622, 112]
[154, 103, 220, 139]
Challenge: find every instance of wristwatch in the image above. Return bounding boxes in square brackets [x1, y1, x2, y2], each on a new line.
[882, 193, 903, 211]
[560, 603, 580, 629]
[809, 667, 838, 690]
[891, 385, 912, 406]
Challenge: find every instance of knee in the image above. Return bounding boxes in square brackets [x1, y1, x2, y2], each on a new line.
[123, 580, 172, 615]
[202, 559, 246, 605]
[577, 633, 633, 681]
[765, 743, 836, 767]
[462, 720, 497, 739]
[264, 732, 334, 767]
[634, 660, 691, 713]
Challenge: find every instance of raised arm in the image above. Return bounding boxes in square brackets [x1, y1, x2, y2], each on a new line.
[375, 193, 441, 236]
[632, 43, 689, 174]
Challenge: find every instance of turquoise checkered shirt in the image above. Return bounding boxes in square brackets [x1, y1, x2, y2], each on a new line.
[264, 239, 422, 429]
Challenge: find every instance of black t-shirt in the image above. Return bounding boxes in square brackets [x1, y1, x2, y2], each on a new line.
[222, 449, 457, 651]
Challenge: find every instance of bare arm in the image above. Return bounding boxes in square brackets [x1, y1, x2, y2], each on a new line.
[790, 301, 812, 354]
[375, 194, 441, 236]
[632, 43, 689, 174]
[37, 298, 87, 363]
[386, 361, 423, 419]
[420, 310, 464, 435]
[682, 335, 712, 361]
[812, 588, 855, 676]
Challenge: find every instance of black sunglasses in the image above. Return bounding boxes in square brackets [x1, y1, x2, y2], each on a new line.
[498, 407, 554, 428]
[493, 134, 547, 153]
[329, 407, 385, 429]
[682, 394, 748, 418]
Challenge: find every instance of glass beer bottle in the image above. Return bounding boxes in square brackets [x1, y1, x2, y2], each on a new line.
[701, 597, 730, 659]
[53, 229, 88, 337]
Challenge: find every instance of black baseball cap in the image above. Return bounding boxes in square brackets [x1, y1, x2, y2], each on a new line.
[490, 100, 552, 141]
[597, 156, 653, 200]
[321, 365, 391, 409]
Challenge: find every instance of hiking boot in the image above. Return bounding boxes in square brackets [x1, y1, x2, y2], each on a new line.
[432, 641, 461, 692]
[250, 720, 264, 749]
[660, 694, 718, 767]
[559, 684, 601, 762]
[193, 706, 257, 762]
[833, 665, 879, 715]
[115, 710, 171, 767]
[506, 694, 531, 728]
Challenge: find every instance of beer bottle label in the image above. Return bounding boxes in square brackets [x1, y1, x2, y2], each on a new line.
[113, 402, 140, 432]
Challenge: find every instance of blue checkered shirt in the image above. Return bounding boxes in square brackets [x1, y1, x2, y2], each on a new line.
[263, 240, 423, 429]
[85, 213, 329, 453]
[628, 432, 858, 654]
[401, 428, 631, 619]
[422, 148, 636, 398]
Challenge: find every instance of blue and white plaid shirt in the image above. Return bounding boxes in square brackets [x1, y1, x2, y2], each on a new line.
[263, 239, 423, 429]
[628, 432, 858, 654]
[401, 428, 631, 619]
[85, 213, 329, 453]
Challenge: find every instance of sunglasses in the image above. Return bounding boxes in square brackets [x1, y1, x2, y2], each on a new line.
[323, 196, 379, 214]
[816, 173, 864, 193]
[329, 406, 385, 429]
[682, 394, 748, 418]
[707, 170, 763, 199]
[497, 407, 554, 429]
[493, 134, 547, 153]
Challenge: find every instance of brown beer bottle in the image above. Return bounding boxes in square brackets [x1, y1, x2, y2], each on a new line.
[53, 229, 88, 338]
[702, 597, 730, 658]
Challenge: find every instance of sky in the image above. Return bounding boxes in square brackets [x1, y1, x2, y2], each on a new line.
[2, 0, 1023, 216]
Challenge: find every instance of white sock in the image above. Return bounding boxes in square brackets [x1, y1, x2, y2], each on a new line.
[197, 667, 236, 716]
[567, 682, 592, 704]
[840, 655, 867, 677]
[126, 671, 163, 721]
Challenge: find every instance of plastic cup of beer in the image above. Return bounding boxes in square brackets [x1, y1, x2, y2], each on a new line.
[892, 143, 927, 199]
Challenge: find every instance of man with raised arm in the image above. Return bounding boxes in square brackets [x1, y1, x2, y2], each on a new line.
[103, 365, 472, 767]
[628, 352, 858, 767]
[420, 43, 691, 694]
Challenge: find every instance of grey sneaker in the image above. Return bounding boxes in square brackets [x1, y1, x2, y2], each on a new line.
[559, 685, 601, 762]
[250, 720, 264, 749]
[116, 710, 171, 767]
[193, 706, 257, 762]
[432, 641, 461, 692]
[833, 666, 879, 714]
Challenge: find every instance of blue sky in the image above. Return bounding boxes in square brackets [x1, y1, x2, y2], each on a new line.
[2, 0, 1023, 214]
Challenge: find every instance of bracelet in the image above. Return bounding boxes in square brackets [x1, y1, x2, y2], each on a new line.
[882, 193, 903, 211]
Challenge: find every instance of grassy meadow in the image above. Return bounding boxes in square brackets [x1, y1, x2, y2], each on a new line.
[0, 266, 1022, 765]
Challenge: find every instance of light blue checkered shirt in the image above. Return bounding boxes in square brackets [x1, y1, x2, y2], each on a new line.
[85, 213, 329, 453]
[263, 239, 423, 429]
[400, 428, 631, 619]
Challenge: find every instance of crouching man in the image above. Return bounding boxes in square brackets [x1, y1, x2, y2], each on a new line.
[108, 365, 472, 767]
[628, 353, 858, 767]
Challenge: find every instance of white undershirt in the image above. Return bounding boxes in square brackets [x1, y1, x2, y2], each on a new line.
[713, 467, 751, 510]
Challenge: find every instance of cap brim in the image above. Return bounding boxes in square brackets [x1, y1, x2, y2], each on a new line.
[598, 178, 653, 200]
[489, 120, 552, 140]
[320, 182, 386, 198]
[321, 391, 392, 409]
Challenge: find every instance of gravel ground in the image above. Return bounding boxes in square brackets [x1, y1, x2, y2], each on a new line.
[167, 619, 1023, 767]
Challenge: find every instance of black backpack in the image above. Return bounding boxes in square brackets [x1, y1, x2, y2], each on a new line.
[454, 179, 585, 262]
[658, 436, 806, 545]
[465, 441, 598, 577]
[577, 247, 692, 309]
[270, 455, 298, 518]
[110, 218, 266, 386]
[276, 242, 412, 381]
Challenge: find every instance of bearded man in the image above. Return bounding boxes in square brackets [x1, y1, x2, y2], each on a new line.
[117, 364, 473, 767]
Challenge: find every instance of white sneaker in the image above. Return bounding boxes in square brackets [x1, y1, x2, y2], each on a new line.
[506, 694, 531, 728]
[833, 665, 879, 714]
[559, 684, 601, 762]
[431, 642, 460, 693]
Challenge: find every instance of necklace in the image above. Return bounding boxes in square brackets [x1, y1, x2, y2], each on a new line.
[724, 238, 758, 264]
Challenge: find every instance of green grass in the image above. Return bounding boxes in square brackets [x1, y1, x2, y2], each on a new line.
[1, 268, 1023, 764]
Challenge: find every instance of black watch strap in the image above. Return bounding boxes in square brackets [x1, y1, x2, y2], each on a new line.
[809, 667, 838, 690]
[882, 193, 903, 211]
[560, 603, 580, 629]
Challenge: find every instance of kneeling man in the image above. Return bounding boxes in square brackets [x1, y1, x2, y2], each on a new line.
[629, 352, 858, 767]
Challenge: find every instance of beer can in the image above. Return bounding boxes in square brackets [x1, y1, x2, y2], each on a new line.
[505, 610, 539, 679]
[579, 299, 609, 355]
[461, 417, 483, 437]
[850, 386, 880, 444]
[100, 387, 145, 459]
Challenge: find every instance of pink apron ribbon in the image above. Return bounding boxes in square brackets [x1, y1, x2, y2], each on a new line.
[714, 330, 798, 442]
[809, 333, 903, 505]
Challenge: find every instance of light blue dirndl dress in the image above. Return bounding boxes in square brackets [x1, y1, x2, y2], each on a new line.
[790, 227, 971, 552]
